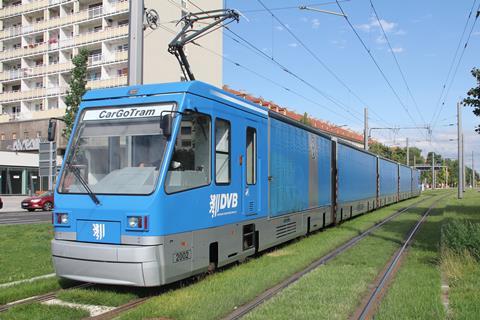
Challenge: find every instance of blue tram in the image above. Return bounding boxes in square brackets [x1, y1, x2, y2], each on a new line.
[51, 81, 421, 286]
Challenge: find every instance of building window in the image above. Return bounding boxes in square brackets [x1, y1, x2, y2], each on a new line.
[117, 68, 128, 77]
[181, 126, 192, 135]
[12, 133, 17, 140]
[181, 140, 192, 148]
[88, 72, 101, 80]
[24, 131, 29, 138]
[1, 134, 5, 140]
[36, 131, 41, 138]
[117, 43, 128, 52]
[215, 118, 231, 184]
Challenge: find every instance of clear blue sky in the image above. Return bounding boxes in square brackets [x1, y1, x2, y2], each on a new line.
[221, 0, 479, 160]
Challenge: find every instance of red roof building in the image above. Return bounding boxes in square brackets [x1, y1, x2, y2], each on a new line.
[223, 85, 367, 145]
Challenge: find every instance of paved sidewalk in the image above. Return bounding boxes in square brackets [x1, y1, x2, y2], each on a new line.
[0, 196, 27, 213]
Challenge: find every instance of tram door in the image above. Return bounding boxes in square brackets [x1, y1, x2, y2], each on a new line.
[243, 120, 259, 216]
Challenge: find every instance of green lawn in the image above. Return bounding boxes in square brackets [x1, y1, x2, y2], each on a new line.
[246, 193, 448, 320]
[0, 303, 89, 320]
[57, 285, 142, 307]
[0, 223, 54, 284]
[440, 190, 480, 319]
[374, 195, 451, 319]
[118, 192, 441, 320]
[373, 190, 480, 320]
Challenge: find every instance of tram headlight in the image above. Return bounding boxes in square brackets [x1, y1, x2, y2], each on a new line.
[57, 213, 69, 224]
[127, 216, 148, 230]
[128, 216, 141, 228]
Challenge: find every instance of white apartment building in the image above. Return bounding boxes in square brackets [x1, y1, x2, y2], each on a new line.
[0, 0, 223, 195]
[0, 0, 131, 124]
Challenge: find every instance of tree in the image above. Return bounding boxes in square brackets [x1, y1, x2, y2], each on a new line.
[463, 67, 480, 133]
[63, 48, 89, 139]
[299, 112, 311, 126]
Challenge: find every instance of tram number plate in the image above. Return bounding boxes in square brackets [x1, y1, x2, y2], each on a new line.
[173, 249, 192, 263]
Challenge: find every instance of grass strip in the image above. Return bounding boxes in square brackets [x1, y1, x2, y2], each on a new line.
[0, 223, 54, 284]
[0, 302, 89, 320]
[118, 191, 442, 320]
[0, 278, 78, 306]
[374, 195, 452, 319]
[57, 285, 140, 307]
[440, 190, 480, 319]
[245, 193, 447, 319]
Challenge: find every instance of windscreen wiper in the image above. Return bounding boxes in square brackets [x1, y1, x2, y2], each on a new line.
[67, 163, 100, 205]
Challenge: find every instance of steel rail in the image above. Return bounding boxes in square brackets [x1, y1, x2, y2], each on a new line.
[85, 297, 151, 320]
[0, 282, 94, 313]
[221, 195, 435, 320]
[356, 193, 450, 320]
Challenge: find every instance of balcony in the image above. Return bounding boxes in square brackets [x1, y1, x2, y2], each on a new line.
[0, 26, 23, 38]
[0, 62, 72, 81]
[0, 86, 66, 103]
[0, 51, 127, 82]
[114, 50, 128, 62]
[0, 1, 129, 39]
[74, 25, 129, 47]
[0, 25, 128, 60]
[87, 76, 127, 89]
[31, 107, 65, 120]
[0, 0, 49, 18]
[0, 0, 75, 19]
[0, 42, 48, 60]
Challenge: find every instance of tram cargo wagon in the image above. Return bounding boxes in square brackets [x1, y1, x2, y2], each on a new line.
[50, 81, 421, 286]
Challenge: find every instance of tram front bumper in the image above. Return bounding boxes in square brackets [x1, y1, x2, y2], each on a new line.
[51, 239, 164, 287]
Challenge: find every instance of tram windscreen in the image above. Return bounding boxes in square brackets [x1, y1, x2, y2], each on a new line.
[58, 104, 173, 195]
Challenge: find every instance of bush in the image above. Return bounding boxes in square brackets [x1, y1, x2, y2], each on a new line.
[441, 219, 480, 260]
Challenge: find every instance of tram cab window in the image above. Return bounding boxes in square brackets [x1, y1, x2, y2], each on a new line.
[165, 112, 211, 193]
[215, 118, 230, 184]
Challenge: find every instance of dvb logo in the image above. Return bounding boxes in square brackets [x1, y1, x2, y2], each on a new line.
[209, 193, 238, 218]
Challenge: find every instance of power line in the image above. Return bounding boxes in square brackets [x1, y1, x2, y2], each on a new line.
[186, 0, 370, 124]
[187, 0, 392, 130]
[224, 27, 365, 124]
[430, 0, 478, 126]
[158, 10, 363, 124]
[335, 0, 422, 132]
[255, 0, 394, 126]
[369, 0, 426, 125]
[239, 1, 349, 13]
[431, 1, 480, 130]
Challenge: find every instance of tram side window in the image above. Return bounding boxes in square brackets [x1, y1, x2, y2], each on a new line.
[165, 112, 211, 193]
[215, 118, 231, 184]
[246, 127, 256, 185]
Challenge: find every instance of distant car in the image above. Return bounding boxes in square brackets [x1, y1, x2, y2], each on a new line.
[21, 191, 54, 211]
[0, 197, 3, 209]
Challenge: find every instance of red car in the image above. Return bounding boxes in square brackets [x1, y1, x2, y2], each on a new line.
[21, 191, 54, 211]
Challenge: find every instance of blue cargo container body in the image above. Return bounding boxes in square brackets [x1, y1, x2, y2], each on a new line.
[269, 118, 332, 217]
[379, 158, 399, 206]
[399, 165, 412, 200]
[337, 143, 377, 218]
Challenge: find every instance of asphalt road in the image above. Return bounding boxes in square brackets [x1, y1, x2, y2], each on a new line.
[0, 211, 52, 225]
